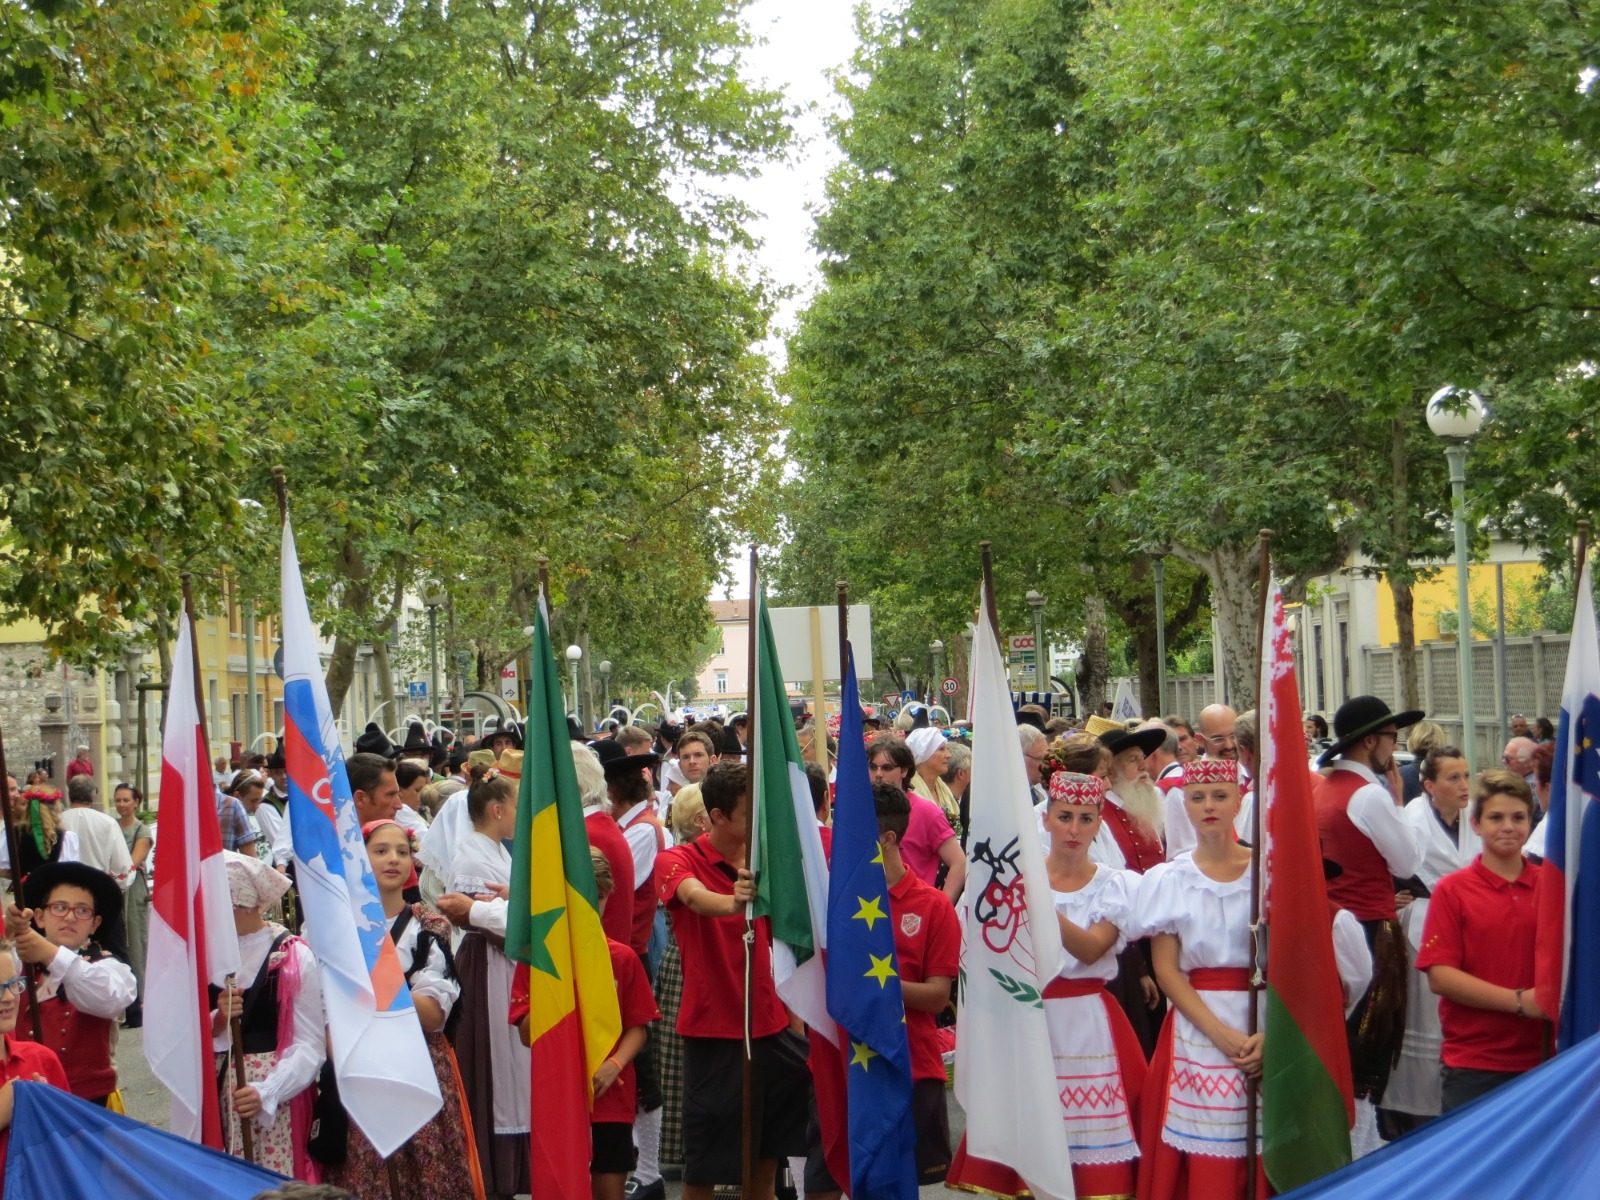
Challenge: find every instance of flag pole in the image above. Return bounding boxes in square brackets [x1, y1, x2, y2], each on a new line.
[979, 542, 999, 634]
[742, 546, 759, 1200]
[1573, 520, 1590, 625]
[1245, 528, 1272, 1200]
[186, 571, 256, 1166]
[837, 581, 850, 685]
[0, 722, 44, 1043]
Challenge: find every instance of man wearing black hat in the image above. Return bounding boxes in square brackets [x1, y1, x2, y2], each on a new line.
[4, 862, 136, 1104]
[1316, 695, 1425, 1112]
[354, 721, 399, 759]
[397, 720, 432, 765]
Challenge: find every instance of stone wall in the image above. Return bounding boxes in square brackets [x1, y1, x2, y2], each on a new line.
[0, 642, 103, 782]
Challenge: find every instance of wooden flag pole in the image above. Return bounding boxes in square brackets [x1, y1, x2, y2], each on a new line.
[0, 721, 44, 1042]
[837, 581, 850, 689]
[226, 974, 256, 1163]
[1244, 528, 1272, 1200]
[979, 542, 999, 634]
[741, 546, 759, 1200]
[1574, 520, 1591, 626]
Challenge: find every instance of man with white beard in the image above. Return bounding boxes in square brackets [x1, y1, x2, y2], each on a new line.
[1083, 715, 1167, 873]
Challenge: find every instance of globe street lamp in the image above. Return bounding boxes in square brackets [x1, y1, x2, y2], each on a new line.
[1025, 589, 1048, 692]
[423, 583, 446, 726]
[566, 644, 584, 729]
[1427, 384, 1487, 772]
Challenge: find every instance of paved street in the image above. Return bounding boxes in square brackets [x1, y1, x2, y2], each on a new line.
[115, 1025, 966, 1197]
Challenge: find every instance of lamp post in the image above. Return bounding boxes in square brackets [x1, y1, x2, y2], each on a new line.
[928, 640, 944, 705]
[1025, 589, 1047, 692]
[523, 625, 536, 715]
[566, 644, 583, 728]
[423, 583, 446, 726]
[599, 660, 613, 718]
[1427, 384, 1487, 773]
[898, 656, 914, 701]
[1153, 558, 1167, 716]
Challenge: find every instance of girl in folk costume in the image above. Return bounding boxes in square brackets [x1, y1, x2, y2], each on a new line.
[435, 756, 530, 1200]
[1381, 746, 1479, 1132]
[3, 787, 78, 876]
[319, 820, 485, 1200]
[212, 851, 325, 1180]
[1136, 758, 1268, 1200]
[949, 771, 1148, 1200]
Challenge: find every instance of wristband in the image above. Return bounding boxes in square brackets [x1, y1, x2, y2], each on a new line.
[605, 1056, 625, 1074]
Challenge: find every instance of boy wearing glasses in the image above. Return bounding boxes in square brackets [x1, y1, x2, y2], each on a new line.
[3, 862, 136, 1104]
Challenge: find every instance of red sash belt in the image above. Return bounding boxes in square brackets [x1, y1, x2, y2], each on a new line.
[1188, 967, 1251, 992]
[1041, 977, 1105, 1000]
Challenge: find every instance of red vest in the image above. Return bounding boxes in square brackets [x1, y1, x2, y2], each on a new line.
[1103, 797, 1165, 875]
[1316, 768, 1398, 922]
[16, 981, 116, 1100]
[622, 806, 668, 958]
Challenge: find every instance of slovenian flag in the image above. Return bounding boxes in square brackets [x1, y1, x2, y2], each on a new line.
[750, 585, 834, 1037]
[144, 607, 241, 1147]
[1259, 583, 1353, 1190]
[280, 514, 441, 1156]
[1535, 560, 1600, 1048]
[507, 587, 621, 1200]
[825, 642, 917, 1199]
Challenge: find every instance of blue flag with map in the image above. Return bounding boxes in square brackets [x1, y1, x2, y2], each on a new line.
[825, 642, 917, 1200]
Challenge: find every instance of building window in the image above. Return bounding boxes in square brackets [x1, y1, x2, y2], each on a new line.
[716, 671, 728, 694]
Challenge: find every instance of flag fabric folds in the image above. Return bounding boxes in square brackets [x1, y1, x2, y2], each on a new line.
[824, 642, 918, 1200]
[1535, 560, 1600, 1048]
[955, 601, 1074, 1200]
[1259, 583, 1354, 1190]
[751, 587, 834, 1037]
[507, 589, 622, 1200]
[4, 1081, 289, 1199]
[280, 515, 440, 1156]
[144, 609, 241, 1147]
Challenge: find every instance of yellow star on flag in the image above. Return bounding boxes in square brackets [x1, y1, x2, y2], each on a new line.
[865, 953, 898, 987]
[871, 843, 885, 865]
[852, 896, 886, 931]
[850, 1040, 878, 1071]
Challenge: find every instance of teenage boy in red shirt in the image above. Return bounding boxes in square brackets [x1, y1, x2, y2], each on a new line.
[656, 762, 809, 1200]
[1416, 768, 1552, 1112]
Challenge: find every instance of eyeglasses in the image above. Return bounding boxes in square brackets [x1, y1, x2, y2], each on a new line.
[0, 978, 25, 997]
[44, 901, 96, 921]
[1203, 733, 1236, 746]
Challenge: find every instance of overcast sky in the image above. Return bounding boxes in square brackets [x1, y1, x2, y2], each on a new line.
[715, 0, 862, 600]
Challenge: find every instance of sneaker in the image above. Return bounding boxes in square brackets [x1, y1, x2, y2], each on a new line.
[624, 1177, 665, 1200]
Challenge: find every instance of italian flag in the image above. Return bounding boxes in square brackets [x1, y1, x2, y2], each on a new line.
[508, 590, 622, 1200]
[750, 586, 834, 1039]
[1259, 583, 1354, 1191]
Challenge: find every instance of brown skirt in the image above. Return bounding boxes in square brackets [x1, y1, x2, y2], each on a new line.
[455, 932, 530, 1198]
[321, 1030, 485, 1200]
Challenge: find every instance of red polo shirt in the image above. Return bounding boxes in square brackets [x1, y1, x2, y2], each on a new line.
[657, 836, 787, 1039]
[592, 938, 661, 1125]
[1416, 856, 1550, 1073]
[0, 1036, 70, 1185]
[888, 871, 961, 1081]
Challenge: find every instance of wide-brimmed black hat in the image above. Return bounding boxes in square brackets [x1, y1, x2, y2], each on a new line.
[593, 737, 661, 780]
[24, 861, 125, 937]
[718, 727, 745, 759]
[1090, 715, 1167, 760]
[265, 748, 286, 772]
[482, 721, 523, 751]
[399, 721, 431, 756]
[1318, 695, 1425, 766]
[355, 722, 398, 759]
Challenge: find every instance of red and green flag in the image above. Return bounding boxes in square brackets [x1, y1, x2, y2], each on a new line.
[1259, 582, 1354, 1191]
[508, 589, 622, 1200]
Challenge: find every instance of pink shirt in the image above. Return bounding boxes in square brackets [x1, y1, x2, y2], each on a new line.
[899, 792, 957, 887]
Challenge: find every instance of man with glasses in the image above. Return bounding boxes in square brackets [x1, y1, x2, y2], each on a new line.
[1019, 724, 1049, 806]
[1315, 696, 1426, 1124]
[1196, 704, 1240, 762]
[3, 862, 135, 1104]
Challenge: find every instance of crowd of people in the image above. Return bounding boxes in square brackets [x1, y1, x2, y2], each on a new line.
[0, 687, 1561, 1200]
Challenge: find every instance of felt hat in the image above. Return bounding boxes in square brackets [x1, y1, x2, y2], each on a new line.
[265, 748, 286, 772]
[355, 722, 398, 759]
[23, 861, 124, 934]
[1318, 695, 1425, 766]
[593, 737, 659, 780]
[1015, 707, 1047, 733]
[399, 721, 432, 757]
[482, 721, 524, 752]
[719, 727, 745, 759]
[466, 748, 497, 773]
[1087, 713, 1166, 760]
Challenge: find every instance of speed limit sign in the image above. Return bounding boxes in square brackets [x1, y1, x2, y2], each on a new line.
[940, 677, 959, 696]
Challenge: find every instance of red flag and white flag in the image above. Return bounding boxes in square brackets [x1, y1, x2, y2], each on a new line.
[954, 596, 1075, 1200]
[144, 610, 241, 1146]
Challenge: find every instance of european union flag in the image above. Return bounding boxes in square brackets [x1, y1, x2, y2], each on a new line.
[826, 643, 917, 1199]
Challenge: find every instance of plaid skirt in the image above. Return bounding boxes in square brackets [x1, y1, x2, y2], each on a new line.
[656, 931, 686, 1168]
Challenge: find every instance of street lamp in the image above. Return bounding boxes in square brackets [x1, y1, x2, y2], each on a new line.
[1427, 384, 1487, 772]
[423, 583, 446, 726]
[599, 660, 613, 715]
[523, 625, 536, 714]
[566, 644, 583, 728]
[1025, 589, 1047, 692]
[928, 639, 944, 704]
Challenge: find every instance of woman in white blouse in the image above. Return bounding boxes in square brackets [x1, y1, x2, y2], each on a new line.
[1136, 757, 1265, 1200]
[321, 819, 484, 1199]
[948, 770, 1146, 1200]
[1382, 746, 1479, 1131]
[212, 851, 325, 1180]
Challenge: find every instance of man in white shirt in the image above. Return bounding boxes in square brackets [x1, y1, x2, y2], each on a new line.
[56, 777, 133, 892]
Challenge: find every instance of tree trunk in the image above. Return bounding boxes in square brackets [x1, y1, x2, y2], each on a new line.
[325, 635, 360, 722]
[372, 637, 394, 728]
[1176, 541, 1262, 711]
[948, 631, 971, 720]
[1391, 577, 1420, 710]
[1133, 623, 1160, 718]
[1389, 417, 1421, 710]
[1080, 594, 1110, 715]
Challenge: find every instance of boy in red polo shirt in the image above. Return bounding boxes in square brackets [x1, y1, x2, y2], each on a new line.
[655, 761, 810, 1200]
[1416, 768, 1552, 1112]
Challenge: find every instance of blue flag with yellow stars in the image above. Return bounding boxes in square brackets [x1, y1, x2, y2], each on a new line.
[825, 642, 918, 1199]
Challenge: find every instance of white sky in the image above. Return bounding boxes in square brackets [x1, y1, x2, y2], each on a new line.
[715, 0, 863, 600]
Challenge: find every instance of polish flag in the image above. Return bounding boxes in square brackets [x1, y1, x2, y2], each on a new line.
[144, 610, 241, 1146]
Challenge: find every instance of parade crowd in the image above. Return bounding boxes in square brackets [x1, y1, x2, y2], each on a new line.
[0, 691, 1557, 1200]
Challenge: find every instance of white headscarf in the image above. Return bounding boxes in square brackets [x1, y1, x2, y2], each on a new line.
[906, 727, 947, 766]
[225, 849, 291, 910]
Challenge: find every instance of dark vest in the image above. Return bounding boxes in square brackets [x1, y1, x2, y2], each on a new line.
[1317, 768, 1398, 922]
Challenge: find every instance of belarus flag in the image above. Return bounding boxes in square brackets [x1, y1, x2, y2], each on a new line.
[144, 609, 240, 1146]
[1535, 560, 1600, 1049]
